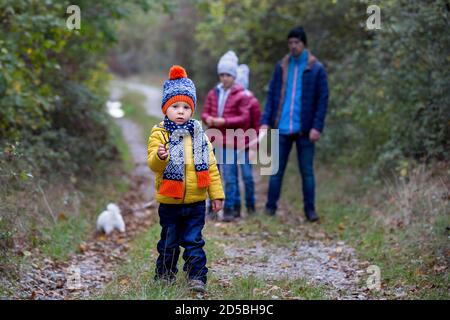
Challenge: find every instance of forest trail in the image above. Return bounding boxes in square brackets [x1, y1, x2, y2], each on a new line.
[15, 80, 375, 300]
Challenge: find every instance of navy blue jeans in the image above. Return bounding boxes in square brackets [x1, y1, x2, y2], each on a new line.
[155, 201, 208, 283]
[266, 133, 315, 212]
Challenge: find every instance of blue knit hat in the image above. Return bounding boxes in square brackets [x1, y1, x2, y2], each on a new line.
[161, 65, 196, 114]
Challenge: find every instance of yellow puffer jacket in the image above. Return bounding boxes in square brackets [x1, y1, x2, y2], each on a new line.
[147, 121, 225, 204]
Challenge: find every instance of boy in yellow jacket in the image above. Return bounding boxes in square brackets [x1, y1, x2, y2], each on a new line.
[147, 65, 224, 292]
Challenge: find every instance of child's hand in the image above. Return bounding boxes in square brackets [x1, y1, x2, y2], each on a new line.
[211, 199, 223, 213]
[205, 116, 214, 127]
[213, 117, 226, 127]
[157, 143, 168, 160]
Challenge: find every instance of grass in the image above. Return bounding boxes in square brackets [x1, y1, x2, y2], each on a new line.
[98, 216, 327, 300]
[280, 150, 449, 299]
[36, 170, 130, 261]
[32, 118, 133, 261]
[0, 118, 134, 297]
[97, 83, 330, 300]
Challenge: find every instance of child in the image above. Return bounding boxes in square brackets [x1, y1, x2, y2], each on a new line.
[234, 64, 261, 215]
[201, 51, 250, 222]
[147, 65, 224, 292]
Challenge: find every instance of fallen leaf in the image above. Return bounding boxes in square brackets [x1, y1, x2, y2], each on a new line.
[267, 285, 280, 292]
[310, 231, 326, 239]
[415, 268, 424, 276]
[21, 250, 32, 257]
[78, 242, 87, 253]
[433, 265, 447, 273]
[116, 238, 126, 245]
[329, 265, 338, 270]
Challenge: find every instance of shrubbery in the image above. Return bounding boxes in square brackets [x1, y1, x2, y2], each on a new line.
[0, 0, 151, 180]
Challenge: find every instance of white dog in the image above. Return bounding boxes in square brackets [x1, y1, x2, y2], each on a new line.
[96, 203, 126, 235]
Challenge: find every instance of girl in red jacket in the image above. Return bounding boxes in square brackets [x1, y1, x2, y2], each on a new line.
[201, 51, 251, 222]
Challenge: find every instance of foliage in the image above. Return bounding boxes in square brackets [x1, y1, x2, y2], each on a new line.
[0, 0, 151, 178]
[192, 0, 449, 171]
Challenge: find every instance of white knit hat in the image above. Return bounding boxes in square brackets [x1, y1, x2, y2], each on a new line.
[217, 50, 239, 78]
[236, 64, 250, 89]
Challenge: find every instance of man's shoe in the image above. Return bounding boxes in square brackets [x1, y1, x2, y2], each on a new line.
[206, 208, 218, 221]
[305, 210, 319, 222]
[222, 208, 236, 222]
[264, 207, 276, 216]
[188, 279, 206, 293]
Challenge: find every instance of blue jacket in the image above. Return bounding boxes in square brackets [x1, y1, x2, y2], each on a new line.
[261, 52, 329, 133]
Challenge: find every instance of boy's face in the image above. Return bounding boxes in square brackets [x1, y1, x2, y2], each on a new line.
[219, 73, 234, 90]
[166, 101, 193, 125]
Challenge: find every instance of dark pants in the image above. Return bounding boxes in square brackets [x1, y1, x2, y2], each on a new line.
[155, 201, 208, 284]
[266, 133, 315, 212]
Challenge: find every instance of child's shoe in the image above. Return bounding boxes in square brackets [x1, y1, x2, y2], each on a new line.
[206, 205, 218, 221]
[222, 208, 236, 222]
[188, 279, 206, 293]
[246, 205, 256, 215]
[233, 205, 241, 218]
[154, 274, 176, 286]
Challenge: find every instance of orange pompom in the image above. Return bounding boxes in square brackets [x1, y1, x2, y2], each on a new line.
[169, 65, 187, 80]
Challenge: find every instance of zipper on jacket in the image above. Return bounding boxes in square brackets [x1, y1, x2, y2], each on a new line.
[183, 164, 187, 203]
[182, 138, 187, 203]
[290, 63, 299, 134]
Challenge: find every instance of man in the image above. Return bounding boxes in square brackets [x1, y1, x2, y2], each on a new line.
[260, 26, 329, 222]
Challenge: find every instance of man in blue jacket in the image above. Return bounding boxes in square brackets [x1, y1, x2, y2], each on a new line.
[260, 26, 329, 222]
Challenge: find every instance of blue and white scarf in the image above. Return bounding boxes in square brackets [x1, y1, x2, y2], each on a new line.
[159, 117, 210, 199]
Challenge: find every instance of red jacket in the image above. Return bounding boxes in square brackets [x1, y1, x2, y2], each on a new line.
[244, 90, 262, 150]
[245, 90, 261, 132]
[201, 84, 251, 148]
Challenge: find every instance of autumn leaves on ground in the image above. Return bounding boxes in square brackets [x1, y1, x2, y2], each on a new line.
[1, 78, 447, 300]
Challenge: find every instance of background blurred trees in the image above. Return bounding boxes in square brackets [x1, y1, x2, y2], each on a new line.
[191, 0, 450, 173]
[0, 0, 153, 180]
[1, 0, 448, 181]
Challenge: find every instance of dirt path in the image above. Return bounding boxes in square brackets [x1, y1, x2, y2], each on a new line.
[205, 170, 374, 299]
[110, 79, 162, 118]
[15, 79, 374, 300]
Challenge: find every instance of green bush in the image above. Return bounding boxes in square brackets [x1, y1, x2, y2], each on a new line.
[0, 0, 151, 177]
